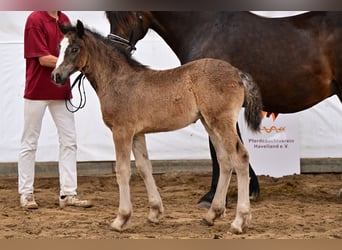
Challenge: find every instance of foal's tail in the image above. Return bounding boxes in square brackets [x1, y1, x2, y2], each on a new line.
[240, 71, 263, 132]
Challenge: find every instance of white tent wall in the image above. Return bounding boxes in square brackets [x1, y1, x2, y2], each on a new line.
[1, 11, 342, 174]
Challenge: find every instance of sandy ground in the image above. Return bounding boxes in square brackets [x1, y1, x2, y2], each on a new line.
[1, 171, 342, 239]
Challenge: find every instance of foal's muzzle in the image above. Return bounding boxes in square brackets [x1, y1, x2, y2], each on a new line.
[51, 72, 66, 85]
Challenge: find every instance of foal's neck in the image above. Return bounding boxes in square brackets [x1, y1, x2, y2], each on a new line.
[82, 35, 135, 92]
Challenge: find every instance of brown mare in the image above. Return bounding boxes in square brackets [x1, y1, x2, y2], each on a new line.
[105, 11, 342, 206]
[51, 20, 262, 233]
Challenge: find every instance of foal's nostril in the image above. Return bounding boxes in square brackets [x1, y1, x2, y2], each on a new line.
[52, 73, 61, 83]
[51, 73, 62, 83]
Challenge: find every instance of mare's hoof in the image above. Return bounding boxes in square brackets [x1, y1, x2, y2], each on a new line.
[198, 192, 230, 209]
[250, 190, 260, 202]
[197, 200, 211, 209]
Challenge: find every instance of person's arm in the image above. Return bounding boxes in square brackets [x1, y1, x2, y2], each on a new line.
[38, 54, 58, 68]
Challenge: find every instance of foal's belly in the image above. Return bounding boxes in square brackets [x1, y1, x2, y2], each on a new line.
[138, 111, 200, 134]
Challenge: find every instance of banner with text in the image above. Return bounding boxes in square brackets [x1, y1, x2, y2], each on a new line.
[238, 110, 300, 177]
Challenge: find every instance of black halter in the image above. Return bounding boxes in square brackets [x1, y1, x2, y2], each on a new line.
[107, 11, 144, 53]
[107, 33, 136, 52]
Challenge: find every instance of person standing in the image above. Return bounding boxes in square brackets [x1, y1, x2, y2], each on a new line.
[18, 11, 92, 209]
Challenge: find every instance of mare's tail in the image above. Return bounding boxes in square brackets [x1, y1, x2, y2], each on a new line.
[239, 71, 263, 132]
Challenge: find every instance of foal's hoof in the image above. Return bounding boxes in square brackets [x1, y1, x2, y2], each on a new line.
[229, 212, 251, 234]
[109, 224, 123, 232]
[339, 188, 342, 200]
[147, 217, 160, 224]
[109, 223, 125, 232]
[229, 219, 249, 234]
[147, 205, 164, 223]
[109, 218, 130, 232]
[200, 218, 214, 227]
[228, 225, 244, 235]
[146, 218, 160, 225]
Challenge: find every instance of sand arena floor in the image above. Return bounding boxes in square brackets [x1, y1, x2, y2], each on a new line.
[1, 171, 342, 239]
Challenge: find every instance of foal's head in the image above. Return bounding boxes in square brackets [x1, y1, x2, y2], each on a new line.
[105, 11, 152, 48]
[52, 19, 147, 86]
[51, 20, 88, 85]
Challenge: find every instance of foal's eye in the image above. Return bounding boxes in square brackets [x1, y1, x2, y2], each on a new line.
[71, 47, 79, 53]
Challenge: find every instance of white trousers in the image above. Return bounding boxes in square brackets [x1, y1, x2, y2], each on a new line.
[18, 99, 78, 196]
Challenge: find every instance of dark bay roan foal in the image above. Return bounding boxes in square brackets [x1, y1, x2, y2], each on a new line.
[51, 20, 262, 233]
[106, 11, 342, 206]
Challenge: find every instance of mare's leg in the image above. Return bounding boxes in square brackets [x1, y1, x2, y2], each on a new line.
[197, 123, 259, 208]
[248, 162, 259, 201]
[197, 139, 220, 209]
[333, 78, 342, 199]
[110, 131, 134, 232]
[132, 134, 164, 223]
[236, 122, 259, 201]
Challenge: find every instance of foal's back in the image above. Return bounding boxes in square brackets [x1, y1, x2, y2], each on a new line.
[107, 58, 244, 134]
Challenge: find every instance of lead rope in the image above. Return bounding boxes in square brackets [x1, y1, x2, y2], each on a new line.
[66, 33, 134, 113]
[66, 32, 139, 113]
[65, 72, 87, 113]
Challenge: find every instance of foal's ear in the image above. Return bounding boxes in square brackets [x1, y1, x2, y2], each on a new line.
[58, 22, 71, 35]
[76, 20, 85, 38]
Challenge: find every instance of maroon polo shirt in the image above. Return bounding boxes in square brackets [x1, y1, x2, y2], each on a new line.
[24, 11, 71, 100]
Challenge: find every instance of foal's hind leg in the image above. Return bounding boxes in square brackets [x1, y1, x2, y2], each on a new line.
[132, 134, 164, 223]
[201, 121, 251, 233]
[198, 123, 260, 208]
[229, 139, 251, 234]
[201, 131, 233, 226]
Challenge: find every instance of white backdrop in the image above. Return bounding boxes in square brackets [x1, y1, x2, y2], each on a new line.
[1, 11, 342, 177]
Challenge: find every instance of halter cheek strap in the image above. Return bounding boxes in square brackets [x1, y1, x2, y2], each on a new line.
[107, 33, 136, 52]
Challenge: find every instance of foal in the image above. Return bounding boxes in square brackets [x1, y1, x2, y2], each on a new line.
[51, 20, 263, 234]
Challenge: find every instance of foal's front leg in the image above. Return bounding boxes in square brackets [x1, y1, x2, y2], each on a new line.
[110, 132, 134, 232]
[132, 134, 164, 223]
